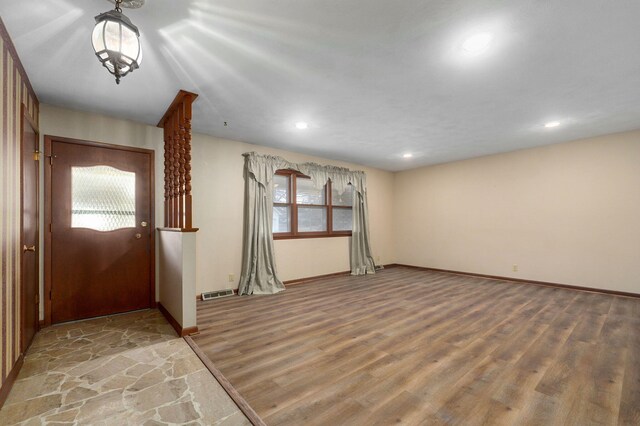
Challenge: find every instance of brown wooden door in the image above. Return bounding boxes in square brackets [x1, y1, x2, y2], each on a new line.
[21, 109, 39, 352]
[47, 137, 154, 324]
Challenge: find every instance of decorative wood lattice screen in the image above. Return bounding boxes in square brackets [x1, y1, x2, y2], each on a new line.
[157, 90, 198, 229]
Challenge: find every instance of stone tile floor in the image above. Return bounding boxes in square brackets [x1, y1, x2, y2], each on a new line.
[0, 310, 250, 425]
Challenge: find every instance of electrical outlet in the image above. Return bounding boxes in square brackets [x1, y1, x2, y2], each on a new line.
[228, 273, 235, 282]
[512, 264, 518, 272]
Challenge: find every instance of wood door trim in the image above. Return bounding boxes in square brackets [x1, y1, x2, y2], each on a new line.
[22, 104, 39, 134]
[20, 103, 39, 352]
[44, 137, 52, 326]
[44, 135, 155, 155]
[43, 135, 156, 326]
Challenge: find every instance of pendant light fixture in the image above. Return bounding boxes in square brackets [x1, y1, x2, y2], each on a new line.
[91, 0, 144, 84]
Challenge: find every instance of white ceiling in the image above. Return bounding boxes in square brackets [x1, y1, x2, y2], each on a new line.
[2, 0, 640, 171]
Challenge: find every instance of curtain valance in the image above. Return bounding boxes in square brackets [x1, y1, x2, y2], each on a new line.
[243, 152, 367, 195]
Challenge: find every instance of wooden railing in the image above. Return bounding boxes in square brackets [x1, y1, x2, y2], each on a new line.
[157, 90, 198, 229]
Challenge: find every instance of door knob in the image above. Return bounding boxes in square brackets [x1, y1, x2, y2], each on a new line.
[141, 221, 148, 227]
[23, 245, 36, 252]
[135, 233, 142, 239]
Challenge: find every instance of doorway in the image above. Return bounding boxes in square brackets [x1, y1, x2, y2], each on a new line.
[21, 105, 39, 352]
[44, 136, 155, 325]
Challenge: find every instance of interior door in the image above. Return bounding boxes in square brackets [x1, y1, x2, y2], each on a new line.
[21, 109, 39, 352]
[47, 137, 154, 324]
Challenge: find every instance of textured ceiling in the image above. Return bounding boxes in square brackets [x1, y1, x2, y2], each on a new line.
[2, 0, 640, 171]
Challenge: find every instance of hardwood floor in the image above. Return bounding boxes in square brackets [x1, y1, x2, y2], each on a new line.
[192, 267, 640, 425]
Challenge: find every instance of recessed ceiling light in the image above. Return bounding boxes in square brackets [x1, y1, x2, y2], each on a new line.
[295, 122, 309, 130]
[544, 121, 560, 128]
[462, 33, 493, 53]
[403, 153, 413, 158]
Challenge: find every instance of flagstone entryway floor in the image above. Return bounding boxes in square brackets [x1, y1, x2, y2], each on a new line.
[0, 309, 249, 425]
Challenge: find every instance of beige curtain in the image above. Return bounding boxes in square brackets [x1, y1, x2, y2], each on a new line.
[238, 153, 377, 295]
[349, 173, 376, 275]
[237, 154, 287, 295]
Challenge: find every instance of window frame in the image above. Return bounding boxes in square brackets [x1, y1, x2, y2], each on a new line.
[273, 169, 353, 240]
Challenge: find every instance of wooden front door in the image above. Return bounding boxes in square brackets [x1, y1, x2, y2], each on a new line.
[45, 137, 154, 324]
[21, 107, 39, 351]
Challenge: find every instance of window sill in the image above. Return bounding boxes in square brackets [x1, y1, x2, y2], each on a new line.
[273, 232, 352, 240]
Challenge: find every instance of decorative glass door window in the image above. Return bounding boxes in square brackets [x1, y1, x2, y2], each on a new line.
[71, 166, 136, 231]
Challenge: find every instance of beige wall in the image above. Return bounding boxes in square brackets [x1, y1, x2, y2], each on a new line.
[190, 134, 396, 286]
[157, 230, 197, 329]
[394, 131, 640, 294]
[39, 104, 396, 301]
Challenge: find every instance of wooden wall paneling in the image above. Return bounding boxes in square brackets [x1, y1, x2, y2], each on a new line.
[20, 103, 40, 353]
[0, 16, 39, 408]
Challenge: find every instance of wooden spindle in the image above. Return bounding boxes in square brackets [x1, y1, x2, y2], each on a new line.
[178, 104, 186, 229]
[172, 112, 180, 228]
[167, 116, 175, 227]
[184, 95, 193, 229]
[163, 124, 170, 227]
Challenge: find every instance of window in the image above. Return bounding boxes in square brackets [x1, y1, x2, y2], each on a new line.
[273, 170, 353, 239]
[71, 165, 136, 231]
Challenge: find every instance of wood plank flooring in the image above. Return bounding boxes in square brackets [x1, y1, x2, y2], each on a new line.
[192, 267, 640, 425]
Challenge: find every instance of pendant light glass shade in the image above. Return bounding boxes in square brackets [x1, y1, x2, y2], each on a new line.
[92, 9, 142, 84]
